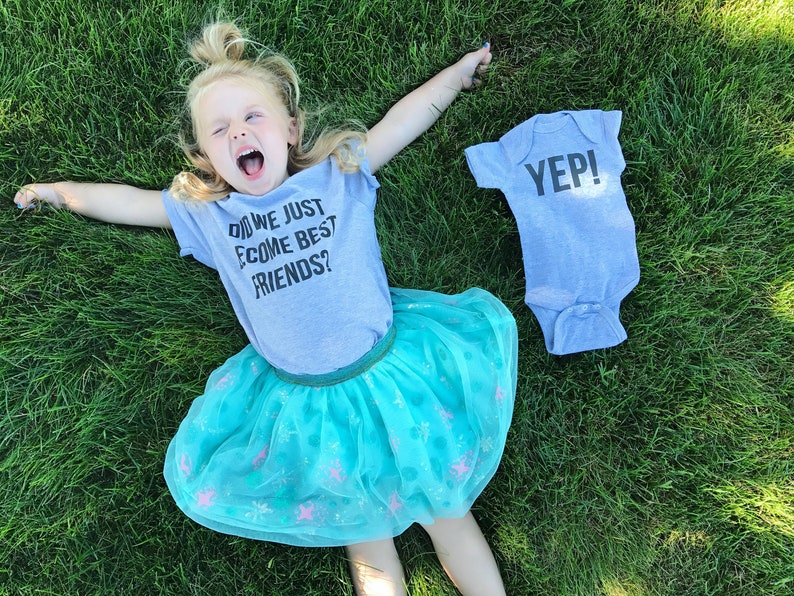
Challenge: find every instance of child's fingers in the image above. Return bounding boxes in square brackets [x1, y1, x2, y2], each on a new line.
[479, 42, 493, 67]
[468, 45, 491, 69]
[466, 43, 493, 88]
[14, 186, 33, 208]
[15, 185, 48, 210]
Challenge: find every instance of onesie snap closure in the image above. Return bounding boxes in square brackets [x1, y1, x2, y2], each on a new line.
[551, 301, 626, 355]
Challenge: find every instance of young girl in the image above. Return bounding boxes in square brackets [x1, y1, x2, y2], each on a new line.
[15, 22, 517, 596]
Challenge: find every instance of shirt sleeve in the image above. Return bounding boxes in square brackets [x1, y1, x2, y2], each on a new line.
[464, 142, 506, 189]
[353, 153, 381, 208]
[160, 189, 217, 269]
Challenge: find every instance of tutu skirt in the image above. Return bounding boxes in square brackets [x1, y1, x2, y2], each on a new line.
[164, 287, 517, 547]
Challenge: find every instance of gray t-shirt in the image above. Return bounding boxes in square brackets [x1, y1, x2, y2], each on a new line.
[162, 156, 392, 375]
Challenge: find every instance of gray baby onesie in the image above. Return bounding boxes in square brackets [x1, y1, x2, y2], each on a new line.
[465, 110, 640, 355]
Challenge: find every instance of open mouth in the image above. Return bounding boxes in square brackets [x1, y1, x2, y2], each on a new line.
[237, 148, 265, 178]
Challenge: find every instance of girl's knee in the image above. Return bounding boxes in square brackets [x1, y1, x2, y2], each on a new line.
[345, 539, 406, 596]
[420, 514, 506, 595]
[421, 511, 481, 541]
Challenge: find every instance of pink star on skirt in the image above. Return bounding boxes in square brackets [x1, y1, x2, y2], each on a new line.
[298, 502, 314, 521]
[450, 457, 471, 478]
[389, 492, 402, 513]
[196, 488, 216, 509]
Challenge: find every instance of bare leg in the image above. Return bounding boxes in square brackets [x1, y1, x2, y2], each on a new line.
[345, 538, 407, 596]
[421, 511, 506, 596]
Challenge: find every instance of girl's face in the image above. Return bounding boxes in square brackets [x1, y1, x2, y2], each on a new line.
[196, 80, 298, 196]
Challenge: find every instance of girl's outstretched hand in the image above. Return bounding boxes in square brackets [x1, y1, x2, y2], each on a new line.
[13, 182, 171, 227]
[457, 42, 493, 90]
[14, 184, 62, 210]
[363, 41, 495, 172]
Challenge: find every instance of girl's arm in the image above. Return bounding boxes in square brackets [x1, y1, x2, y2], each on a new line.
[14, 182, 172, 229]
[367, 43, 492, 173]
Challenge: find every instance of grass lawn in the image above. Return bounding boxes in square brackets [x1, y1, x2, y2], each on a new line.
[1, 0, 792, 594]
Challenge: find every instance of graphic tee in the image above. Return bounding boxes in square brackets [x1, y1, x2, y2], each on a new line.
[465, 110, 640, 355]
[162, 156, 392, 374]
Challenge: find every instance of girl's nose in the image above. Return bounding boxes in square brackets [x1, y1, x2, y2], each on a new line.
[232, 131, 247, 140]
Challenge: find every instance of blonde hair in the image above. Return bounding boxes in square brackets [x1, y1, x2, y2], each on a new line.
[170, 22, 366, 202]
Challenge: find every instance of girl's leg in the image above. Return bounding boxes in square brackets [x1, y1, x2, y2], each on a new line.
[345, 538, 407, 596]
[421, 511, 506, 596]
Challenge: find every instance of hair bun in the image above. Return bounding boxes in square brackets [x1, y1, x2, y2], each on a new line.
[190, 22, 245, 65]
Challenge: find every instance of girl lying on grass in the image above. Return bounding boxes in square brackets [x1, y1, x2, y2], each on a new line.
[15, 21, 517, 596]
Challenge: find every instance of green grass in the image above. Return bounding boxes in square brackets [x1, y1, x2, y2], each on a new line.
[1, 0, 792, 594]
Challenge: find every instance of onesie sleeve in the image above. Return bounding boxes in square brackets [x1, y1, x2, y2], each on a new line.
[464, 142, 507, 189]
[161, 189, 217, 270]
[603, 110, 626, 171]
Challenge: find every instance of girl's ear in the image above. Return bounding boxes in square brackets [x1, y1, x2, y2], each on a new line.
[288, 117, 298, 146]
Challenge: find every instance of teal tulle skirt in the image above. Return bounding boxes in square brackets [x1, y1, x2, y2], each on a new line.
[163, 287, 517, 547]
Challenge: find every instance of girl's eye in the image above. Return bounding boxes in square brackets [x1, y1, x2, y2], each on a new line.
[246, 113, 262, 121]
[212, 127, 227, 136]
